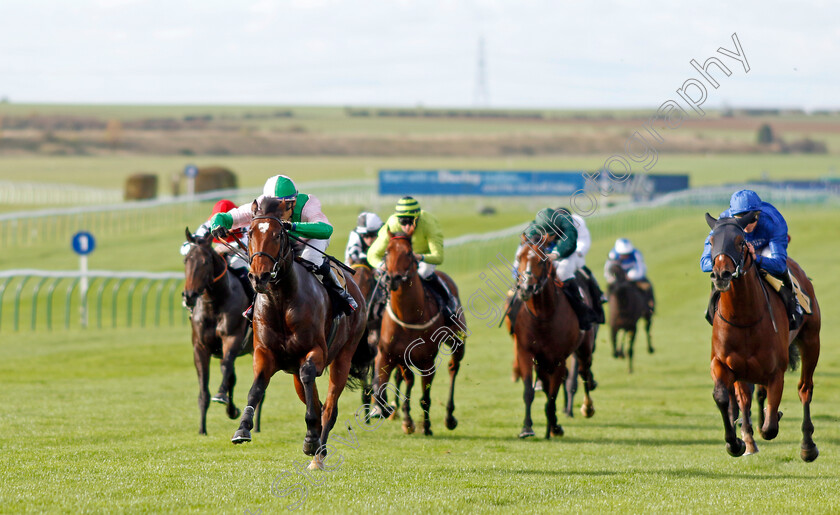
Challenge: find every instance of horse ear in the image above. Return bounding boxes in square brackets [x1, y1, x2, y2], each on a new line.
[705, 213, 717, 230]
[185, 227, 195, 243]
[251, 200, 259, 215]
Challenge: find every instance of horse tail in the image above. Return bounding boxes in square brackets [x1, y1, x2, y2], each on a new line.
[347, 327, 377, 390]
[788, 342, 800, 372]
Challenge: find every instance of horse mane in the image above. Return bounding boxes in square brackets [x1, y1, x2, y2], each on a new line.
[256, 196, 284, 217]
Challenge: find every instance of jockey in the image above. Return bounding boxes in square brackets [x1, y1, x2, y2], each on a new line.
[208, 174, 358, 317]
[515, 208, 598, 331]
[604, 238, 655, 313]
[563, 210, 606, 324]
[345, 211, 384, 266]
[367, 196, 458, 324]
[181, 199, 255, 300]
[700, 189, 802, 329]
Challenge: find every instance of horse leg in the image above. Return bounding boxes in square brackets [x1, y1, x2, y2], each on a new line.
[399, 365, 416, 435]
[796, 332, 820, 462]
[756, 385, 767, 429]
[299, 355, 324, 456]
[611, 327, 620, 358]
[517, 345, 536, 439]
[255, 391, 264, 433]
[627, 329, 636, 374]
[420, 373, 434, 436]
[563, 355, 579, 418]
[578, 342, 596, 419]
[371, 352, 394, 420]
[311, 345, 354, 470]
[711, 358, 745, 457]
[759, 370, 784, 441]
[645, 315, 654, 354]
[544, 366, 564, 439]
[215, 336, 241, 420]
[193, 345, 211, 435]
[231, 346, 275, 444]
[734, 381, 758, 455]
[444, 340, 464, 431]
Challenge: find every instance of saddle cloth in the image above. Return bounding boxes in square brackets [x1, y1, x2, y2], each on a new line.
[762, 271, 812, 314]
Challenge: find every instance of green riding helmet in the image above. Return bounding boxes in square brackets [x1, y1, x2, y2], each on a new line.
[263, 174, 298, 200]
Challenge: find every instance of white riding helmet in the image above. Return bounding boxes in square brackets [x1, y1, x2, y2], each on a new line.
[614, 238, 634, 255]
[356, 212, 383, 235]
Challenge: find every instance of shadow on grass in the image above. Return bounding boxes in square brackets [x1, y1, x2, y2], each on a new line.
[487, 467, 827, 480]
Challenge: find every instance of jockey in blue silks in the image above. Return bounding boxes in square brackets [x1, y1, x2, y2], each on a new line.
[700, 189, 803, 329]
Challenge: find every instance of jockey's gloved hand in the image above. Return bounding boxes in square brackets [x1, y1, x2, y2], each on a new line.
[279, 219, 295, 231]
[210, 212, 233, 239]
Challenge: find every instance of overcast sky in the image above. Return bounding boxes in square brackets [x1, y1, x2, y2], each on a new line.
[0, 0, 835, 109]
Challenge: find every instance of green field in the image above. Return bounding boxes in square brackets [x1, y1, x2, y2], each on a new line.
[2, 204, 839, 513]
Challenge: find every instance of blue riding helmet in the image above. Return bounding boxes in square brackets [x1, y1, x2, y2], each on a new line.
[729, 190, 762, 216]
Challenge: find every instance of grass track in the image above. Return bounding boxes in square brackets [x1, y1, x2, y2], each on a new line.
[1, 206, 839, 513]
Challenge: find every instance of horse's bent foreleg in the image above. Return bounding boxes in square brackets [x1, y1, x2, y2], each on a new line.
[231, 346, 274, 444]
[734, 381, 757, 455]
[193, 345, 211, 435]
[760, 370, 784, 441]
[712, 358, 745, 457]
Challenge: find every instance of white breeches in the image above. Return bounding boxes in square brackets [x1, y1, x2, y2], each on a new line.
[418, 262, 436, 279]
[554, 253, 584, 281]
[301, 238, 329, 265]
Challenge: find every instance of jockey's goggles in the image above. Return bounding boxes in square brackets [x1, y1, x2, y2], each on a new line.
[397, 216, 416, 226]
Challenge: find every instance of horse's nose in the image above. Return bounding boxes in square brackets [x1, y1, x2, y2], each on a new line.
[720, 270, 732, 281]
[250, 271, 270, 292]
[182, 291, 198, 308]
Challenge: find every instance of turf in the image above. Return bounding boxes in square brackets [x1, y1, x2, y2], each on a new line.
[1, 205, 839, 513]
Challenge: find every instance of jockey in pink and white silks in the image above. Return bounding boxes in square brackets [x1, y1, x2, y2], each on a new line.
[209, 174, 358, 317]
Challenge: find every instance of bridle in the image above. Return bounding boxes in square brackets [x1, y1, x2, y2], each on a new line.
[518, 246, 550, 300]
[384, 236, 417, 292]
[183, 242, 227, 302]
[249, 215, 293, 282]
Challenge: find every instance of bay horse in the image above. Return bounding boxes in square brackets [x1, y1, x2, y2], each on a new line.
[606, 263, 653, 372]
[373, 231, 465, 436]
[182, 228, 259, 435]
[506, 239, 596, 438]
[705, 213, 820, 461]
[230, 198, 371, 468]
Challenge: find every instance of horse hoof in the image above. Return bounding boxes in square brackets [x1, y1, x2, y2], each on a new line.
[519, 428, 535, 439]
[801, 444, 819, 462]
[445, 416, 458, 430]
[402, 421, 416, 434]
[303, 438, 319, 456]
[228, 407, 241, 420]
[307, 457, 325, 470]
[424, 428, 433, 437]
[726, 439, 746, 457]
[551, 425, 564, 437]
[648, 347, 655, 354]
[582, 404, 595, 418]
[231, 428, 251, 444]
[744, 443, 759, 455]
[760, 427, 779, 441]
[211, 394, 228, 404]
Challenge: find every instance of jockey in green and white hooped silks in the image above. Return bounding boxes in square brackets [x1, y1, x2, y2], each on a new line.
[367, 196, 459, 325]
[209, 174, 358, 316]
[514, 208, 597, 330]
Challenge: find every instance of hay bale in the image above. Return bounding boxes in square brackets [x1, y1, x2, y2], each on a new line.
[194, 166, 237, 192]
[124, 173, 158, 200]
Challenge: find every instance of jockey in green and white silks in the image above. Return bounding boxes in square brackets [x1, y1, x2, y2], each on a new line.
[209, 174, 357, 316]
[513, 207, 598, 330]
[367, 196, 458, 324]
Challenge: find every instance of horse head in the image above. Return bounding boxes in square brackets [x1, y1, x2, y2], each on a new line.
[248, 197, 294, 293]
[384, 230, 417, 292]
[516, 236, 551, 302]
[182, 226, 222, 308]
[705, 212, 756, 292]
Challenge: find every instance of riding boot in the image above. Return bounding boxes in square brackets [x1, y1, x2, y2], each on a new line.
[582, 266, 606, 324]
[705, 289, 720, 326]
[230, 265, 256, 299]
[317, 259, 358, 316]
[780, 272, 804, 331]
[561, 278, 597, 331]
[242, 295, 255, 323]
[422, 274, 459, 326]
